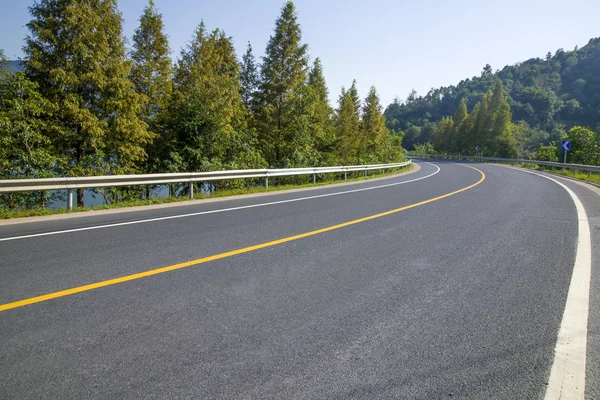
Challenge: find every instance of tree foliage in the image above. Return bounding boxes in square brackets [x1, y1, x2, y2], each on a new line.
[253, 1, 310, 167]
[24, 0, 151, 206]
[433, 80, 518, 157]
[240, 42, 259, 111]
[130, 0, 172, 176]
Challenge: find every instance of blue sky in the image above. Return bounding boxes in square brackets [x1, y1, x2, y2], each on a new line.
[1, 0, 599, 106]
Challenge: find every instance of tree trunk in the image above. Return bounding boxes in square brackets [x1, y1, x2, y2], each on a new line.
[77, 189, 84, 208]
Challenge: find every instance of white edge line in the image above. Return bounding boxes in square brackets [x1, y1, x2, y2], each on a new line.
[0, 163, 441, 242]
[507, 166, 591, 399]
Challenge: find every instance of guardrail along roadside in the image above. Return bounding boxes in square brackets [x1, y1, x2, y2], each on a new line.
[0, 161, 412, 210]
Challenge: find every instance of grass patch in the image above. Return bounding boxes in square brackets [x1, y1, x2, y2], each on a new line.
[0, 164, 413, 220]
[508, 163, 600, 186]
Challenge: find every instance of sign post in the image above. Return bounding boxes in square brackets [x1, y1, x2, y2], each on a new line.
[562, 140, 571, 164]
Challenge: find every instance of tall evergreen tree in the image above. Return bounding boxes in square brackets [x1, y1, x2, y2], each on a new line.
[306, 58, 335, 163]
[488, 80, 517, 157]
[454, 98, 468, 125]
[434, 116, 454, 153]
[254, 1, 309, 167]
[451, 98, 468, 152]
[348, 79, 361, 114]
[130, 0, 173, 198]
[361, 86, 388, 160]
[336, 86, 361, 163]
[170, 24, 259, 174]
[131, 0, 172, 124]
[240, 41, 259, 110]
[25, 0, 150, 207]
[308, 58, 328, 103]
[472, 91, 491, 154]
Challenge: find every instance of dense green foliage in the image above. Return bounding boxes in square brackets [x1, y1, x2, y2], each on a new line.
[130, 0, 172, 176]
[386, 38, 600, 160]
[0, 0, 403, 210]
[24, 0, 151, 206]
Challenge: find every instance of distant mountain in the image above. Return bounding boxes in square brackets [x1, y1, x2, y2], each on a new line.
[4, 60, 25, 74]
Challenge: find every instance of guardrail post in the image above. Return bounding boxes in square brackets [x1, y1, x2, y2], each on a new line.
[265, 177, 269, 189]
[344, 171, 347, 180]
[189, 182, 194, 198]
[364, 170, 367, 177]
[67, 189, 73, 210]
[313, 173, 316, 184]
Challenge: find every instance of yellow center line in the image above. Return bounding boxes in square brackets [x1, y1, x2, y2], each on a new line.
[0, 164, 485, 313]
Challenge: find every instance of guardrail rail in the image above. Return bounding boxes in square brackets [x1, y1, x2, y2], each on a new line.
[0, 160, 412, 209]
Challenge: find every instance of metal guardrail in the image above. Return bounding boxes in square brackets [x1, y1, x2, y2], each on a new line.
[0, 160, 412, 209]
[411, 154, 600, 173]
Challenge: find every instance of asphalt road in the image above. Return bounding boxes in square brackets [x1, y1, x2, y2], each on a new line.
[0, 161, 598, 399]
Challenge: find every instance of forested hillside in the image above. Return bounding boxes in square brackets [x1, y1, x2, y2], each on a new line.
[0, 1, 402, 209]
[385, 38, 600, 157]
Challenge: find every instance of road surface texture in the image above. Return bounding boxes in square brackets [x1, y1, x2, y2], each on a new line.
[0, 161, 598, 399]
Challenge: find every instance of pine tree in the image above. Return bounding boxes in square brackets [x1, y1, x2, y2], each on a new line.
[130, 0, 173, 198]
[454, 98, 468, 125]
[348, 79, 361, 114]
[240, 42, 259, 110]
[25, 0, 150, 207]
[254, 1, 309, 167]
[131, 0, 172, 124]
[472, 91, 491, 154]
[451, 98, 468, 152]
[306, 58, 335, 164]
[434, 116, 454, 153]
[336, 86, 361, 163]
[308, 58, 328, 103]
[170, 24, 251, 174]
[361, 86, 388, 161]
[488, 80, 517, 157]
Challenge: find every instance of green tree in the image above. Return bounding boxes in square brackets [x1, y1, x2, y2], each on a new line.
[454, 98, 468, 124]
[306, 58, 335, 164]
[361, 86, 388, 161]
[240, 41, 259, 111]
[130, 0, 173, 198]
[565, 126, 600, 165]
[472, 91, 491, 154]
[488, 80, 518, 157]
[0, 51, 57, 208]
[535, 142, 560, 162]
[348, 79, 361, 114]
[335, 87, 361, 163]
[402, 125, 421, 150]
[451, 98, 469, 152]
[434, 116, 454, 153]
[131, 0, 172, 126]
[169, 24, 262, 179]
[254, 1, 309, 167]
[25, 0, 151, 206]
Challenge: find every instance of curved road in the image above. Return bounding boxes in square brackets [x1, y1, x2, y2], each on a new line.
[0, 161, 599, 399]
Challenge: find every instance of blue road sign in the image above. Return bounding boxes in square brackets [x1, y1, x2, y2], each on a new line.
[562, 140, 571, 151]
[475, 146, 480, 152]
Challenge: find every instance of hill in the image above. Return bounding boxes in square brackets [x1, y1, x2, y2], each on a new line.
[385, 37, 600, 153]
[4, 60, 25, 74]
